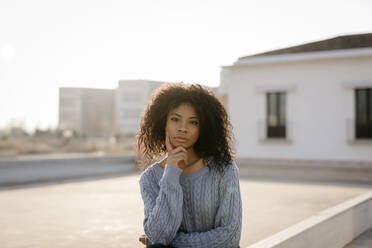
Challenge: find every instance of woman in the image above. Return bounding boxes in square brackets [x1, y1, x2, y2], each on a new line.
[137, 83, 242, 247]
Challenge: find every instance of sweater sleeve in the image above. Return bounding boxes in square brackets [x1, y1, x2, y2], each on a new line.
[139, 164, 184, 246]
[171, 162, 242, 248]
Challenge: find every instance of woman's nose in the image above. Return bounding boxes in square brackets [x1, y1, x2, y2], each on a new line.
[177, 123, 187, 133]
[177, 127, 187, 133]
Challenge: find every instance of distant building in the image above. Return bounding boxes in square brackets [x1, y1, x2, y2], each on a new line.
[59, 87, 115, 137]
[221, 33, 372, 163]
[59, 80, 225, 138]
[59, 88, 82, 133]
[115, 80, 164, 136]
[211, 85, 229, 111]
[59, 80, 165, 138]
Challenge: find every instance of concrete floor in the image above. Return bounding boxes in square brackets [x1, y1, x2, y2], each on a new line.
[0, 173, 371, 248]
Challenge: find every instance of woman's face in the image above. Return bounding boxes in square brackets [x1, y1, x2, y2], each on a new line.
[165, 103, 200, 149]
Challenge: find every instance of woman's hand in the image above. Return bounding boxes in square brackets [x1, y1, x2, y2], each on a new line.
[139, 234, 146, 245]
[165, 131, 188, 169]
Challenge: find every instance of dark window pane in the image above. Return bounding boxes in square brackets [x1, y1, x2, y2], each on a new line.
[369, 89, 372, 124]
[356, 89, 367, 125]
[268, 93, 277, 126]
[355, 88, 372, 139]
[267, 92, 286, 138]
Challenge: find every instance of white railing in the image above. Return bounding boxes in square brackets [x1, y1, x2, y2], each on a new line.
[246, 191, 372, 248]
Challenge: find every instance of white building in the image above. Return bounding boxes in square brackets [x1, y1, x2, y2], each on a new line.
[221, 33, 372, 165]
[59, 87, 115, 137]
[115, 80, 164, 136]
[59, 88, 83, 133]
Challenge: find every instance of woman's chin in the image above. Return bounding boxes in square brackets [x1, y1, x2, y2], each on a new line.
[175, 143, 187, 148]
[172, 141, 190, 148]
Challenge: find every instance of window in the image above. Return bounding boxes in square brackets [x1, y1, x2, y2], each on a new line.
[267, 92, 286, 138]
[355, 88, 372, 139]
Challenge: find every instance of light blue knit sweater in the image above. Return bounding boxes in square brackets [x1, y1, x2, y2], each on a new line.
[139, 159, 242, 247]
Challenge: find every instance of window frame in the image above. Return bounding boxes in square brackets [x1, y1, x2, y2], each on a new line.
[355, 88, 372, 139]
[266, 91, 287, 138]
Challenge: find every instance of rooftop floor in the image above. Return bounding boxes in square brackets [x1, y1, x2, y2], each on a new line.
[0, 172, 371, 247]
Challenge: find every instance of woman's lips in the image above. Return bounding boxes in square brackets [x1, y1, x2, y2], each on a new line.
[174, 136, 188, 142]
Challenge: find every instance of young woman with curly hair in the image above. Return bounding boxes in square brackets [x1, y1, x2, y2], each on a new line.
[137, 83, 242, 248]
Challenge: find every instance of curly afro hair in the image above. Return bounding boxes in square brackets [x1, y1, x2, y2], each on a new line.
[136, 82, 235, 173]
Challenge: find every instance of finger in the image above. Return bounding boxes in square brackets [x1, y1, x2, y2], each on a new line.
[174, 153, 188, 165]
[171, 146, 187, 154]
[165, 131, 174, 151]
[171, 150, 188, 161]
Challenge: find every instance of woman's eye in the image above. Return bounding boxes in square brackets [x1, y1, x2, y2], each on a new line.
[191, 121, 199, 125]
[171, 117, 179, 122]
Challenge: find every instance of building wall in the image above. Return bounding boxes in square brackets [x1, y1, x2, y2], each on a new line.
[59, 88, 82, 133]
[211, 86, 228, 111]
[115, 80, 164, 136]
[221, 51, 372, 162]
[59, 87, 115, 137]
[80, 89, 115, 137]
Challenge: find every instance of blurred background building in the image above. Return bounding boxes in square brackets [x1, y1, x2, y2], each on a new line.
[59, 87, 115, 138]
[58, 80, 226, 139]
[115, 80, 164, 137]
[221, 33, 372, 163]
[59, 80, 164, 139]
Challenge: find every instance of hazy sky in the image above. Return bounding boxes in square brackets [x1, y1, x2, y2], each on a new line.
[1, 0, 372, 132]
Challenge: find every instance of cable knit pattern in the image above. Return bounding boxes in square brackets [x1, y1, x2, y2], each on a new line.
[139, 160, 242, 247]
